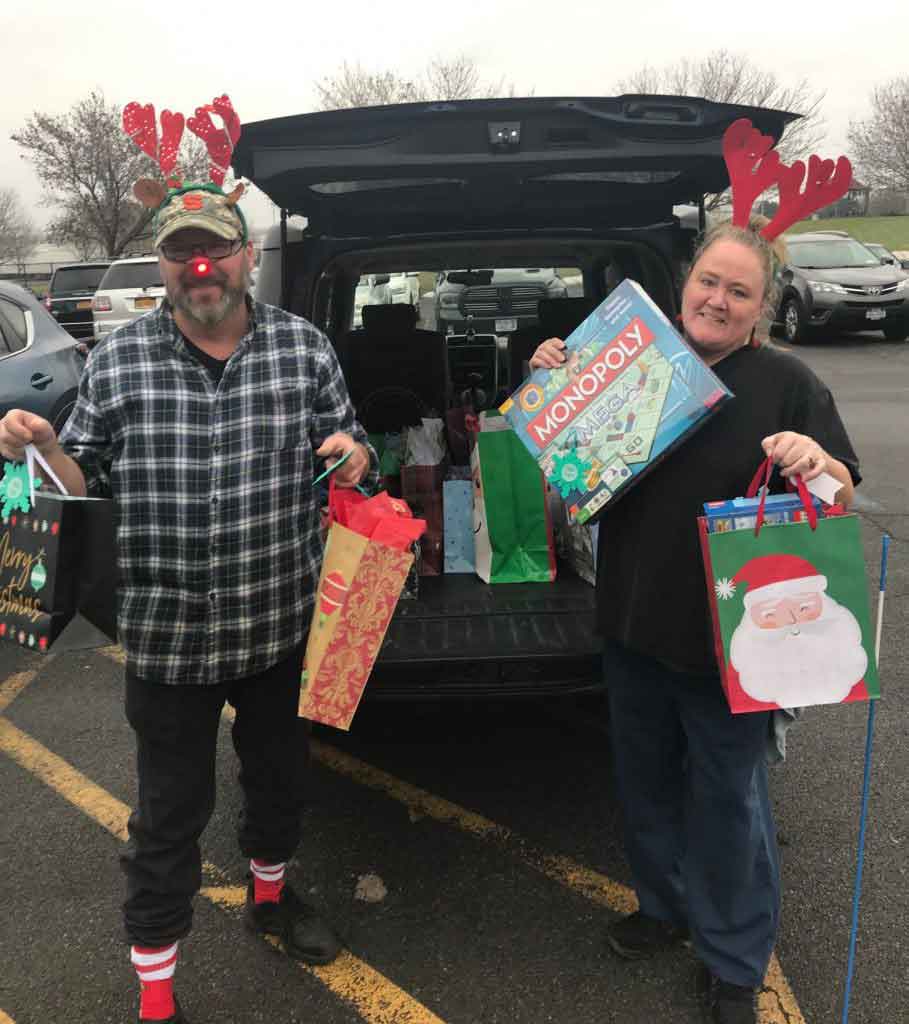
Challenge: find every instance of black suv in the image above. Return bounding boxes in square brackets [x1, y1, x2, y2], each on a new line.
[774, 231, 909, 343]
[237, 95, 794, 701]
[44, 261, 111, 341]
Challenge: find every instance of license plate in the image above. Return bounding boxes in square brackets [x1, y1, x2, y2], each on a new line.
[77, 300, 92, 310]
[135, 297, 156, 309]
[866, 308, 886, 320]
[495, 318, 518, 333]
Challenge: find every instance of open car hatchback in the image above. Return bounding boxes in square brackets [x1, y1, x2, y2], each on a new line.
[237, 94, 795, 701]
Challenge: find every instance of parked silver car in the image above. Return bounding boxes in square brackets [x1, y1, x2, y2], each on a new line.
[0, 280, 84, 434]
[92, 256, 165, 344]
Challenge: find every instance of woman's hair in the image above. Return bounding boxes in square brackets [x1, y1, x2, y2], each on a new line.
[688, 216, 789, 320]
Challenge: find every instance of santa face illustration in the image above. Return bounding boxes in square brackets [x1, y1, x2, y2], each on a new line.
[728, 576, 868, 708]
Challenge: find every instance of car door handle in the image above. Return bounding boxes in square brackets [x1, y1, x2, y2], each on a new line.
[30, 373, 53, 390]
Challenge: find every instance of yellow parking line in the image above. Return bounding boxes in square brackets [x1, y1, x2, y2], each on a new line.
[0, 715, 446, 1024]
[0, 670, 39, 715]
[311, 737, 640, 916]
[308, 738, 802, 1023]
[203, 885, 446, 1023]
[99, 647, 804, 1023]
[0, 716, 131, 840]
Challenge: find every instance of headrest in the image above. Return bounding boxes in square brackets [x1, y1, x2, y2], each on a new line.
[537, 297, 597, 338]
[361, 303, 418, 334]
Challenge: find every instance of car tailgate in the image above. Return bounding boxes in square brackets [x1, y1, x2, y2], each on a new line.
[369, 572, 601, 699]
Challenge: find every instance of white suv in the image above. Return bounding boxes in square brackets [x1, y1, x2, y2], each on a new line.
[92, 256, 165, 344]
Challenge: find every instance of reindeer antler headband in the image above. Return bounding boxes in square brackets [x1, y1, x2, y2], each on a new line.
[122, 94, 241, 189]
[722, 118, 853, 240]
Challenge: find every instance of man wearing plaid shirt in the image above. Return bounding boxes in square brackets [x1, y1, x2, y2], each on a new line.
[0, 180, 377, 1024]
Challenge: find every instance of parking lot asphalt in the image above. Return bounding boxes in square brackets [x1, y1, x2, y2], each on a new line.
[0, 333, 906, 1024]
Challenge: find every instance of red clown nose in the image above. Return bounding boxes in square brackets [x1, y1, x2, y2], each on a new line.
[190, 257, 212, 277]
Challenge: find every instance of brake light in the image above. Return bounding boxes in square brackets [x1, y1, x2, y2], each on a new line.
[92, 295, 112, 312]
[44, 295, 51, 311]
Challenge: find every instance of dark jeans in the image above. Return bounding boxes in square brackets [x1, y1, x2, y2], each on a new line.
[121, 646, 309, 947]
[605, 643, 780, 988]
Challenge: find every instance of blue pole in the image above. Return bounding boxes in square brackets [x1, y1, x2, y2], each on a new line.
[841, 534, 889, 1024]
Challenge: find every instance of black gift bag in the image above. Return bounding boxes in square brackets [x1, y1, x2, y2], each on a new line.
[0, 448, 117, 653]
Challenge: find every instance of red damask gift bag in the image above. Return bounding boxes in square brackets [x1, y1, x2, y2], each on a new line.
[299, 482, 425, 730]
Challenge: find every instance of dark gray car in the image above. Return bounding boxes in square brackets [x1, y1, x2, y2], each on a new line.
[0, 280, 84, 434]
[775, 231, 909, 343]
[45, 261, 111, 341]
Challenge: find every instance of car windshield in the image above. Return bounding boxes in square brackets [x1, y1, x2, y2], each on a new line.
[51, 266, 109, 293]
[787, 239, 881, 270]
[99, 262, 163, 289]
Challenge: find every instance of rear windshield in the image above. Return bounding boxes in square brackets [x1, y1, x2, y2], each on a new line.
[51, 265, 110, 293]
[99, 262, 163, 289]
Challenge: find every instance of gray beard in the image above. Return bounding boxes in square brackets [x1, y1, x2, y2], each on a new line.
[172, 272, 249, 328]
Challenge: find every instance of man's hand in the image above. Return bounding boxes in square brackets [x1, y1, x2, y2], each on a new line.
[315, 433, 370, 488]
[529, 337, 567, 371]
[0, 410, 58, 462]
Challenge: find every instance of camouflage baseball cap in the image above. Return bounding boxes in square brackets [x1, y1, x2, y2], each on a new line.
[153, 183, 248, 249]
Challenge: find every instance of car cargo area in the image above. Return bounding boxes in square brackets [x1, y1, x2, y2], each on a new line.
[303, 241, 667, 700]
[259, 235, 690, 699]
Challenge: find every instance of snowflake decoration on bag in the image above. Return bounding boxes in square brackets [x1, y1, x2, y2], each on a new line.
[715, 577, 737, 601]
[0, 462, 40, 520]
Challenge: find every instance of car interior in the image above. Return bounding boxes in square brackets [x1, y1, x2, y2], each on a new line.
[308, 238, 680, 425]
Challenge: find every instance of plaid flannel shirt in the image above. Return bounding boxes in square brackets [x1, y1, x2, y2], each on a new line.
[60, 300, 377, 685]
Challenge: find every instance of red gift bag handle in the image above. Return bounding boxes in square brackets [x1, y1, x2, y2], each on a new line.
[745, 455, 817, 535]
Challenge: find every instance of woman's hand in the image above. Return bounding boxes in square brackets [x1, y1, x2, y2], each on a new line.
[529, 337, 567, 371]
[762, 431, 855, 508]
[761, 431, 827, 482]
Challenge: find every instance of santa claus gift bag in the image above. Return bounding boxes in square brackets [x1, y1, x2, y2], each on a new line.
[299, 480, 426, 730]
[699, 460, 879, 713]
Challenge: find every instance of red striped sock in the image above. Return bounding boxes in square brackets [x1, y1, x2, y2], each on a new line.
[131, 942, 178, 1021]
[251, 858, 286, 904]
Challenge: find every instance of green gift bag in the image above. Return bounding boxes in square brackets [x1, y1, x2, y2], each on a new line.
[699, 460, 879, 714]
[470, 414, 556, 584]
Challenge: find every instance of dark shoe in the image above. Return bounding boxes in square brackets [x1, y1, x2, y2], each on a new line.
[696, 965, 758, 1024]
[139, 995, 187, 1023]
[606, 910, 690, 960]
[244, 880, 341, 964]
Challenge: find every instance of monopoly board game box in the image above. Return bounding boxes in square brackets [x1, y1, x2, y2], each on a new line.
[499, 279, 733, 525]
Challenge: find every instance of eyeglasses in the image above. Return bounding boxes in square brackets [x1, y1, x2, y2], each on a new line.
[159, 238, 244, 263]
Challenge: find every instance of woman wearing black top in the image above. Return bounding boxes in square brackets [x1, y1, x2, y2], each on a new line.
[531, 218, 859, 1024]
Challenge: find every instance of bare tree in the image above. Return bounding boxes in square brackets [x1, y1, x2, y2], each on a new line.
[0, 187, 41, 271]
[315, 54, 514, 110]
[315, 65, 422, 109]
[12, 91, 210, 259]
[616, 51, 826, 210]
[847, 77, 909, 195]
[45, 207, 105, 260]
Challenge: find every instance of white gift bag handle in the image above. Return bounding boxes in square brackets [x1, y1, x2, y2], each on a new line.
[24, 443, 69, 507]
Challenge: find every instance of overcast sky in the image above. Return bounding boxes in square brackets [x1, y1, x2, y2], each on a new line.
[3, 0, 907, 232]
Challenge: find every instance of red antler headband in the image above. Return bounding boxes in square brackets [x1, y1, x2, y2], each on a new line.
[122, 94, 241, 188]
[722, 118, 852, 241]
